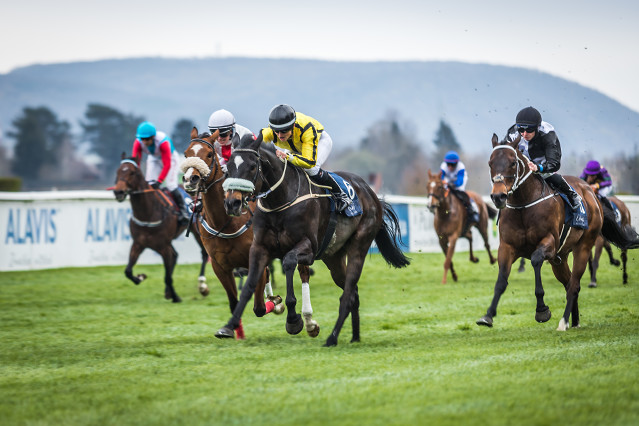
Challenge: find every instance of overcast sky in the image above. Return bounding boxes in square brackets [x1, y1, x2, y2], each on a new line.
[2, 0, 639, 112]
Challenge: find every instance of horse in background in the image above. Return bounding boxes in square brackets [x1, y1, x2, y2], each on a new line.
[181, 129, 295, 340]
[588, 195, 635, 287]
[426, 169, 497, 284]
[218, 134, 410, 346]
[478, 134, 638, 330]
[112, 154, 209, 303]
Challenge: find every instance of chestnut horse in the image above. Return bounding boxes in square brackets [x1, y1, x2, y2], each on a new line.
[588, 196, 635, 287]
[217, 135, 410, 346]
[426, 170, 497, 284]
[477, 134, 638, 330]
[181, 129, 315, 340]
[113, 154, 209, 303]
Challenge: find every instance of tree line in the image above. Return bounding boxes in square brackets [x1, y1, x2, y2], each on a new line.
[2, 104, 638, 195]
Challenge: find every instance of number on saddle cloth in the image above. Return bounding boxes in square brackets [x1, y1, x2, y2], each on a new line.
[325, 172, 363, 217]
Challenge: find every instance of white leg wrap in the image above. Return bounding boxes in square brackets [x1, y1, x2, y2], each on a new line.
[265, 281, 273, 298]
[301, 282, 312, 316]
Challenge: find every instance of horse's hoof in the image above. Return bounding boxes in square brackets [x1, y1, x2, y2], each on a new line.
[452, 274, 458, 282]
[286, 315, 304, 335]
[198, 282, 210, 296]
[172, 297, 182, 303]
[588, 282, 597, 288]
[135, 274, 147, 285]
[306, 321, 320, 338]
[323, 336, 338, 347]
[215, 327, 235, 339]
[476, 315, 493, 327]
[471, 258, 479, 264]
[611, 260, 621, 267]
[535, 307, 551, 323]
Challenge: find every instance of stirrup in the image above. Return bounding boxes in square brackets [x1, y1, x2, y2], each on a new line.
[334, 193, 351, 212]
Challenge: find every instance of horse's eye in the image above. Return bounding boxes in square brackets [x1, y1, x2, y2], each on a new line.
[249, 164, 256, 172]
[511, 161, 517, 168]
[207, 152, 213, 159]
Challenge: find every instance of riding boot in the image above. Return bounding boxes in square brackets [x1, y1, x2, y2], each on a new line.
[546, 174, 582, 211]
[455, 190, 478, 224]
[310, 169, 352, 212]
[171, 188, 191, 226]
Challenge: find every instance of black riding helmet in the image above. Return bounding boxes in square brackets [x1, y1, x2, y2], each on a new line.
[269, 104, 296, 131]
[515, 106, 542, 127]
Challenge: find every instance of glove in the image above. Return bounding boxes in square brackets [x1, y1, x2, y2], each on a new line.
[148, 180, 160, 189]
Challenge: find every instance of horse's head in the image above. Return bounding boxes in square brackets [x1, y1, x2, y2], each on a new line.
[426, 169, 448, 212]
[113, 152, 146, 202]
[488, 133, 524, 209]
[181, 127, 222, 194]
[223, 134, 265, 217]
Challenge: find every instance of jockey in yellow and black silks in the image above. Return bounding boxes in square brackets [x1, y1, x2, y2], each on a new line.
[255, 104, 352, 212]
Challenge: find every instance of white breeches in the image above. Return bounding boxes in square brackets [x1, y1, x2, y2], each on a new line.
[146, 151, 181, 190]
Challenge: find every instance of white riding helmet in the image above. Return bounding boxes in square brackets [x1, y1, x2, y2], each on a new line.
[208, 109, 236, 137]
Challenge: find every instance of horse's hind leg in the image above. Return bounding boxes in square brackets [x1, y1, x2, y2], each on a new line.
[556, 246, 589, 330]
[323, 250, 364, 347]
[296, 265, 319, 337]
[125, 242, 147, 284]
[589, 237, 603, 288]
[604, 240, 620, 266]
[467, 234, 479, 263]
[160, 245, 181, 303]
[478, 222, 496, 264]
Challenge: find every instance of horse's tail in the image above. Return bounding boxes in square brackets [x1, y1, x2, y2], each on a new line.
[601, 207, 639, 250]
[374, 201, 411, 268]
[486, 203, 498, 220]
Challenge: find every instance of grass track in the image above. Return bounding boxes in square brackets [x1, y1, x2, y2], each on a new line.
[1, 250, 638, 425]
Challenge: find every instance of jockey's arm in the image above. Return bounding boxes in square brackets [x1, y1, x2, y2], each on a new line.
[156, 142, 172, 184]
[132, 140, 143, 166]
[288, 130, 318, 169]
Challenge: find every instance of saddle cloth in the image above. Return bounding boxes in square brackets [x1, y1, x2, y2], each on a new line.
[610, 200, 622, 225]
[558, 191, 588, 230]
[326, 171, 363, 217]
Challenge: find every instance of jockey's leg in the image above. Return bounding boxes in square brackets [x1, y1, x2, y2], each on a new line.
[546, 173, 581, 211]
[309, 169, 352, 212]
[170, 188, 190, 226]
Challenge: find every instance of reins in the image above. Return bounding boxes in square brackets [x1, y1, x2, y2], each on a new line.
[116, 159, 172, 226]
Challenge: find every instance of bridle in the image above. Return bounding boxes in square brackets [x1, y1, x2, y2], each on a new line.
[490, 144, 555, 209]
[222, 147, 330, 213]
[114, 159, 170, 226]
[184, 138, 226, 193]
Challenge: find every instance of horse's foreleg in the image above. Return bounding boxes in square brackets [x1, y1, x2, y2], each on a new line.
[589, 237, 603, 287]
[252, 269, 269, 317]
[215, 246, 270, 339]
[530, 239, 557, 323]
[444, 235, 459, 283]
[197, 242, 209, 296]
[298, 265, 319, 338]
[477, 243, 515, 327]
[281, 247, 306, 335]
[125, 242, 146, 284]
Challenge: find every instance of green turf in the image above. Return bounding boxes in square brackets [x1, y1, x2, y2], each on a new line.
[1, 250, 638, 425]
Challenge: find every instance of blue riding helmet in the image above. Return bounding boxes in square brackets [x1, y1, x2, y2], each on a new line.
[444, 151, 460, 164]
[136, 121, 157, 139]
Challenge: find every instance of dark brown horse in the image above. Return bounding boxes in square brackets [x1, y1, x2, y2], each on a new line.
[588, 196, 634, 287]
[217, 135, 410, 346]
[477, 134, 639, 330]
[181, 129, 314, 340]
[112, 154, 209, 303]
[426, 169, 497, 284]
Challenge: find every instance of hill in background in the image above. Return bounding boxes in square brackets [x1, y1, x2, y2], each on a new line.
[1, 57, 638, 163]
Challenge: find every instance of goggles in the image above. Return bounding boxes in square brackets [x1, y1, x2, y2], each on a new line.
[516, 124, 537, 134]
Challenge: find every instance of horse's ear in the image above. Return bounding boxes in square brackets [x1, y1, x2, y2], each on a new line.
[190, 127, 198, 139]
[427, 169, 433, 179]
[512, 133, 521, 146]
[491, 133, 499, 148]
[121, 151, 126, 160]
[133, 153, 141, 165]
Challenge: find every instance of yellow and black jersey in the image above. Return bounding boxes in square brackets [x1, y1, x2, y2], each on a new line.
[260, 112, 324, 169]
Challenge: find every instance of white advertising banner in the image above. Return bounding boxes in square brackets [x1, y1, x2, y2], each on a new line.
[1, 191, 638, 271]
